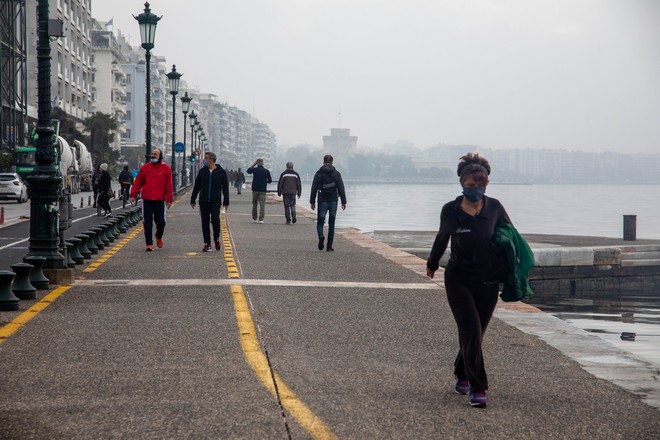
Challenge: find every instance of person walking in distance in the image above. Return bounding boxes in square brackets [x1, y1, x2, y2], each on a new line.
[118, 165, 134, 203]
[277, 162, 302, 225]
[426, 153, 512, 408]
[97, 163, 113, 217]
[247, 158, 272, 223]
[190, 151, 230, 252]
[234, 167, 245, 195]
[310, 155, 346, 251]
[130, 148, 173, 252]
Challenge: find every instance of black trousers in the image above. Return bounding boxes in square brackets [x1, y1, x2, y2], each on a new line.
[142, 199, 166, 246]
[98, 191, 111, 213]
[444, 272, 499, 393]
[199, 202, 221, 244]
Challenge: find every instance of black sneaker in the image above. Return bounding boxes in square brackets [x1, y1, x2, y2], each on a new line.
[292, 215, 297, 223]
[203, 243, 212, 252]
[215, 240, 221, 251]
[326, 247, 334, 252]
[318, 236, 325, 250]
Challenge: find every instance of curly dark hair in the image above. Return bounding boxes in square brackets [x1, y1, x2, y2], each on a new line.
[457, 153, 490, 185]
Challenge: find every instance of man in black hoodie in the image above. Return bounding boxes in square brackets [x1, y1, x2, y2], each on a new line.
[190, 151, 230, 252]
[310, 154, 347, 251]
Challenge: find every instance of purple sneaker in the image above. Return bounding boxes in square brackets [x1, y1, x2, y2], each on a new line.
[455, 379, 470, 395]
[469, 391, 488, 407]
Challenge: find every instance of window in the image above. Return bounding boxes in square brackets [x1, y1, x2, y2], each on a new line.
[126, 92, 131, 102]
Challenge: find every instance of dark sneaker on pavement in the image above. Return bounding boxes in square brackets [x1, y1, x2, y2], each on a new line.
[203, 243, 212, 252]
[215, 240, 221, 251]
[318, 236, 325, 250]
[326, 247, 334, 252]
[469, 391, 488, 407]
[292, 215, 297, 223]
[455, 379, 470, 395]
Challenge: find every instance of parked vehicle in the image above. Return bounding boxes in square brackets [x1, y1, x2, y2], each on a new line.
[73, 140, 94, 192]
[0, 173, 28, 203]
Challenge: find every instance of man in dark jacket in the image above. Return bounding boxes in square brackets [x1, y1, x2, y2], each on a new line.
[234, 168, 245, 194]
[277, 162, 302, 224]
[190, 151, 230, 252]
[247, 158, 272, 223]
[310, 154, 347, 251]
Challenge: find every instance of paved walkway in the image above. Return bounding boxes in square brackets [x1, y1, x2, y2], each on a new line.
[0, 190, 658, 439]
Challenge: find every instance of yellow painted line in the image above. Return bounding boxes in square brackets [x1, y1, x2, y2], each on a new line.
[221, 213, 338, 440]
[0, 222, 143, 344]
[0, 285, 72, 344]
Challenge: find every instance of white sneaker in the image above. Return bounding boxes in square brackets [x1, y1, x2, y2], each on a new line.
[258, 220, 264, 224]
[253, 219, 258, 223]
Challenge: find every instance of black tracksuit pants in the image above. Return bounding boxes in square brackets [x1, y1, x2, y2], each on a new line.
[199, 202, 221, 244]
[444, 272, 499, 393]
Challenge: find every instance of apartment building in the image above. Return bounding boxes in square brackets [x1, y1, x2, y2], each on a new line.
[90, 19, 126, 150]
[27, 0, 95, 123]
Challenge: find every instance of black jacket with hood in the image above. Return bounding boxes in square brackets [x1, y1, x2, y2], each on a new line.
[191, 165, 230, 206]
[310, 164, 347, 204]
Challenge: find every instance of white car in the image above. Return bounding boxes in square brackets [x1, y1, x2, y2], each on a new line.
[0, 173, 28, 203]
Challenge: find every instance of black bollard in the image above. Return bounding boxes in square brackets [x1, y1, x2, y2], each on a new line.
[23, 256, 49, 290]
[90, 227, 105, 250]
[66, 238, 85, 264]
[76, 234, 93, 259]
[10, 263, 37, 300]
[108, 219, 120, 239]
[0, 271, 20, 311]
[115, 214, 128, 233]
[65, 241, 76, 268]
[98, 224, 111, 245]
[84, 230, 99, 254]
[623, 215, 636, 241]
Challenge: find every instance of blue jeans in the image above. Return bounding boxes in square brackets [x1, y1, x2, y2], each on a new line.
[316, 201, 338, 247]
[283, 193, 297, 222]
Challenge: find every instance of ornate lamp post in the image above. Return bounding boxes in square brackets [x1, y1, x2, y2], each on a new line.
[165, 64, 181, 191]
[180, 92, 192, 186]
[189, 111, 197, 181]
[133, 2, 161, 162]
[26, 0, 64, 269]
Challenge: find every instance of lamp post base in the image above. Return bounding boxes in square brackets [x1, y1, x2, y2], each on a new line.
[26, 172, 65, 270]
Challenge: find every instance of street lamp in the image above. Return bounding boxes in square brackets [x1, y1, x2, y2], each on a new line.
[133, 2, 161, 162]
[165, 64, 181, 191]
[180, 92, 192, 186]
[189, 112, 198, 180]
[25, 0, 65, 272]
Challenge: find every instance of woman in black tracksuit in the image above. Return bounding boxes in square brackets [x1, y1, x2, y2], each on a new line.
[190, 152, 229, 252]
[426, 153, 511, 408]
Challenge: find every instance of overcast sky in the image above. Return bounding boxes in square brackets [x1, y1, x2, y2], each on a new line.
[90, 0, 660, 153]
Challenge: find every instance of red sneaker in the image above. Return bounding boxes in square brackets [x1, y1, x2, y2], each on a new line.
[215, 240, 221, 251]
[156, 237, 163, 248]
[145, 245, 154, 252]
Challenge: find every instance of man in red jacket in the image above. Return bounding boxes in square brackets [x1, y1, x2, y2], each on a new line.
[130, 148, 174, 251]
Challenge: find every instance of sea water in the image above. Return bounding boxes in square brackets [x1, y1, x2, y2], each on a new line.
[297, 182, 660, 366]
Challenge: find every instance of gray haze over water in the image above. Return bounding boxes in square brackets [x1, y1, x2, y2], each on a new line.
[93, 0, 660, 153]
[298, 182, 660, 239]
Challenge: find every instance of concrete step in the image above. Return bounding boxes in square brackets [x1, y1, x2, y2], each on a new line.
[620, 251, 660, 260]
[621, 258, 660, 267]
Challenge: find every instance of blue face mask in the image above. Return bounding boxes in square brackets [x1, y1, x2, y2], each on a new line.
[462, 186, 486, 202]
[151, 158, 159, 164]
[203, 160, 209, 167]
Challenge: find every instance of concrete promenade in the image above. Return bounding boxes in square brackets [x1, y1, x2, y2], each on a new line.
[0, 190, 659, 439]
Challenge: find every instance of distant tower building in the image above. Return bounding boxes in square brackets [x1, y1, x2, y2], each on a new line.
[322, 128, 357, 154]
